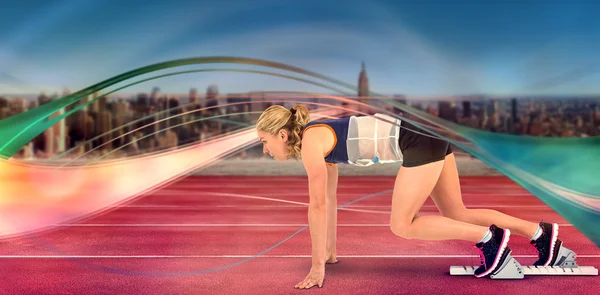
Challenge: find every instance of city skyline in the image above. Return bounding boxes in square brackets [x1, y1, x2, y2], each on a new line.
[2, 63, 597, 162]
[1, 61, 599, 101]
[1, 0, 600, 97]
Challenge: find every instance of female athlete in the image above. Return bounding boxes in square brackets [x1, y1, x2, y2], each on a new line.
[255, 104, 563, 289]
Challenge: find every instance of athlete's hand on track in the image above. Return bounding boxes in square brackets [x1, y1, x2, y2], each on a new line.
[295, 265, 325, 289]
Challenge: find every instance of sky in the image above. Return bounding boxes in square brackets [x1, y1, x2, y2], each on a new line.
[1, 0, 600, 97]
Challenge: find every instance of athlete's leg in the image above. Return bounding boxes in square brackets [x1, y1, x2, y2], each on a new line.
[430, 152, 562, 267]
[389, 159, 489, 243]
[394, 124, 514, 277]
[429, 153, 539, 239]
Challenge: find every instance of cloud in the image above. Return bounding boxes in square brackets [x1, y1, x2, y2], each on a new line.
[0, 72, 43, 94]
[0, 0, 282, 95]
[145, 20, 475, 96]
[135, 0, 499, 97]
[0, 72, 26, 85]
[3, 0, 599, 96]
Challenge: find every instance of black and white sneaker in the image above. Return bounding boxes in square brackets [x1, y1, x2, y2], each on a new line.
[473, 224, 511, 278]
[531, 222, 561, 267]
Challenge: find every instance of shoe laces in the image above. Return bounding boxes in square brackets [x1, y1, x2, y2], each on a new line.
[530, 239, 542, 259]
[473, 245, 486, 268]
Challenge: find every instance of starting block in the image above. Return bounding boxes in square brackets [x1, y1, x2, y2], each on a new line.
[449, 245, 598, 279]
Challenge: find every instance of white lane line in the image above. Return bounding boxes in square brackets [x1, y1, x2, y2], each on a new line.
[0, 255, 598, 259]
[165, 184, 525, 190]
[53, 223, 575, 227]
[118, 205, 552, 209]
[139, 191, 389, 215]
[151, 190, 532, 197]
[122, 192, 542, 216]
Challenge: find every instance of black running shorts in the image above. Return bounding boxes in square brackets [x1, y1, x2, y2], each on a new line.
[398, 120, 453, 167]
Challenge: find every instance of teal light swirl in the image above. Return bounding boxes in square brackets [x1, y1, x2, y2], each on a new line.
[0, 56, 598, 247]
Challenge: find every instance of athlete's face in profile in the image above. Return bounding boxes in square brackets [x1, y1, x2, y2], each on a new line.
[257, 129, 289, 162]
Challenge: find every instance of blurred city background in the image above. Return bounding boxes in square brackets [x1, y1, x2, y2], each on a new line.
[1, 62, 598, 162]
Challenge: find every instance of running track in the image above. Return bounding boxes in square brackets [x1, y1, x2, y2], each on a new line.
[1, 176, 598, 294]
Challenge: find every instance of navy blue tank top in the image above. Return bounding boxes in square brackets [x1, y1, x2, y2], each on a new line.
[301, 117, 350, 165]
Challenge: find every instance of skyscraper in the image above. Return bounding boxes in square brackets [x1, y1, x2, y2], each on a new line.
[358, 62, 369, 97]
[52, 108, 67, 153]
[44, 127, 54, 157]
[358, 62, 370, 114]
[189, 88, 198, 104]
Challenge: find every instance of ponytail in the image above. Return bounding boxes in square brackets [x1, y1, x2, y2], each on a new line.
[287, 104, 310, 159]
[256, 104, 311, 160]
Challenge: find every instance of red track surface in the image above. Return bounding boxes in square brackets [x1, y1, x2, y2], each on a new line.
[1, 176, 599, 294]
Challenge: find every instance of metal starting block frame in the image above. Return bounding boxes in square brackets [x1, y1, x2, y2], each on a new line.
[449, 245, 598, 279]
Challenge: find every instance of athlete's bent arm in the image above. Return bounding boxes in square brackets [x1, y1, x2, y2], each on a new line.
[326, 164, 339, 263]
[295, 131, 328, 289]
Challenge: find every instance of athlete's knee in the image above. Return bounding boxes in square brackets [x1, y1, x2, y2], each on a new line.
[390, 219, 413, 239]
[441, 208, 469, 221]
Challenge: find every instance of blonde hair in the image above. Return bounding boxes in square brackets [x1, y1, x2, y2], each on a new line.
[256, 104, 310, 160]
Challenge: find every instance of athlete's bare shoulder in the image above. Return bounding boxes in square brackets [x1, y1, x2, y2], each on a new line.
[301, 125, 335, 157]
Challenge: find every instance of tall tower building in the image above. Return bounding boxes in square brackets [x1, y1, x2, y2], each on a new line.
[23, 142, 34, 159]
[511, 98, 518, 123]
[84, 114, 95, 150]
[51, 108, 67, 153]
[63, 88, 74, 112]
[44, 127, 54, 157]
[115, 99, 129, 129]
[99, 96, 108, 112]
[90, 93, 100, 113]
[206, 84, 219, 110]
[150, 87, 160, 107]
[358, 62, 370, 114]
[189, 88, 198, 104]
[97, 111, 113, 146]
